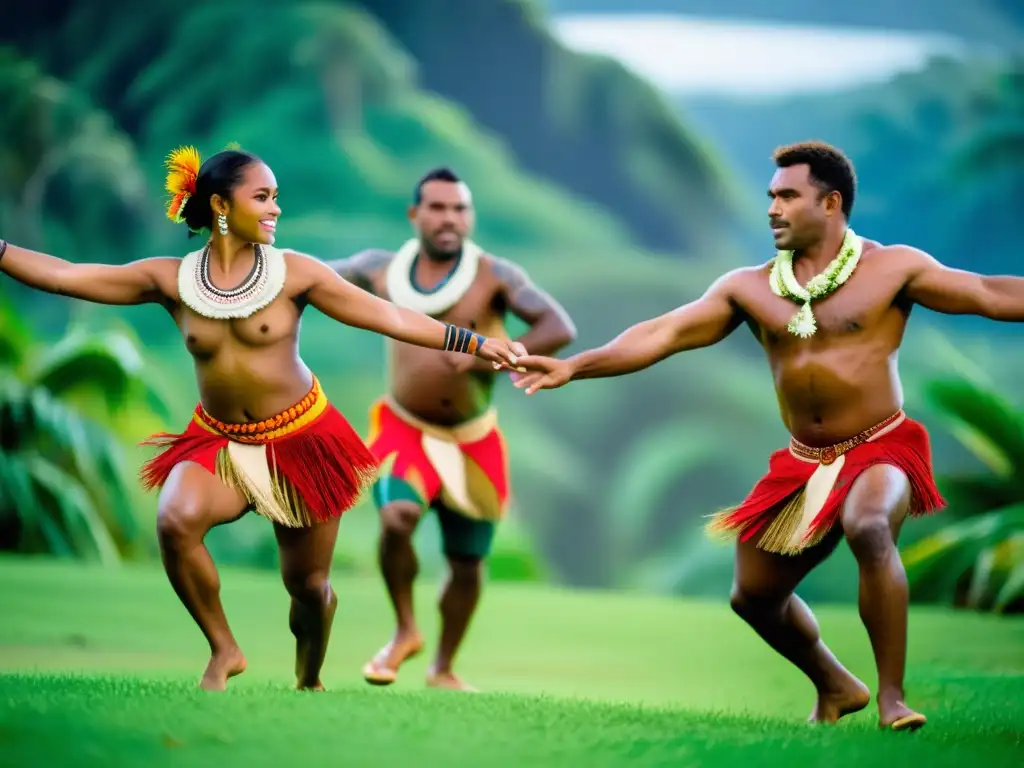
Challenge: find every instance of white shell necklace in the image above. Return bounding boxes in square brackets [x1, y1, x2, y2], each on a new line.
[178, 242, 287, 319]
[385, 238, 482, 316]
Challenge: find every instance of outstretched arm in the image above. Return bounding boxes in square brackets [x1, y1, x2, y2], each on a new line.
[0, 240, 173, 306]
[324, 248, 393, 293]
[491, 257, 577, 356]
[513, 271, 744, 393]
[294, 252, 520, 366]
[902, 247, 1024, 320]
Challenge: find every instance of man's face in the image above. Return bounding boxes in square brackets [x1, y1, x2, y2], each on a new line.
[767, 164, 833, 251]
[409, 180, 474, 259]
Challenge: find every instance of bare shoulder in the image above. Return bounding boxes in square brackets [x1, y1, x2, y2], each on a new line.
[323, 247, 393, 292]
[146, 255, 183, 274]
[860, 240, 937, 276]
[483, 253, 530, 285]
[283, 249, 320, 270]
[281, 249, 335, 293]
[143, 256, 183, 295]
[713, 263, 769, 296]
[346, 247, 394, 272]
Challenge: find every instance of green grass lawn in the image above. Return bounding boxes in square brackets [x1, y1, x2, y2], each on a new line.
[0, 555, 1022, 766]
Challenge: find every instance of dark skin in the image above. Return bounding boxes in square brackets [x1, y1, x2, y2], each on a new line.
[513, 163, 1024, 729]
[0, 163, 521, 693]
[328, 178, 576, 690]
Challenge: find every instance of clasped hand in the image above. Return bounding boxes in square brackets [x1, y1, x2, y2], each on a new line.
[491, 351, 573, 394]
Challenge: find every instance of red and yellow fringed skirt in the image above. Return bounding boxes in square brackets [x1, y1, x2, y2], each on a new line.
[705, 411, 947, 555]
[366, 396, 511, 522]
[139, 377, 380, 527]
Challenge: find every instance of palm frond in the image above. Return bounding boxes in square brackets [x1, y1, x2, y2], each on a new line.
[0, 450, 75, 556]
[921, 377, 1024, 478]
[993, 543, 1024, 613]
[965, 545, 999, 609]
[937, 475, 1022, 520]
[904, 503, 1024, 602]
[28, 327, 144, 414]
[25, 454, 120, 564]
[75, 418, 138, 546]
[2, 378, 139, 548]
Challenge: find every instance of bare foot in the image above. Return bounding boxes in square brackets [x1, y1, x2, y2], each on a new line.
[199, 647, 247, 691]
[808, 675, 871, 724]
[297, 681, 326, 692]
[878, 692, 927, 731]
[426, 668, 478, 692]
[362, 630, 424, 686]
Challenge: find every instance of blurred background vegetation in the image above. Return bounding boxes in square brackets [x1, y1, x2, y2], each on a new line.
[1, 0, 1022, 614]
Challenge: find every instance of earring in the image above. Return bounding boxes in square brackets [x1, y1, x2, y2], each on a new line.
[217, 214, 228, 236]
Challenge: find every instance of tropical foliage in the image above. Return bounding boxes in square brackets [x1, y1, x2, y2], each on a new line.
[904, 375, 1024, 614]
[1, 0, 1022, 610]
[0, 299, 170, 562]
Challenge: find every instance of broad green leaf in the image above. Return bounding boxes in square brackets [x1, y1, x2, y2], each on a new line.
[26, 455, 120, 565]
[905, 504, 1024, 602]
[966, 546, 997, 609]
[993, 554, 1024, 613]
[29, 328, 144, 414]
[921, 377, 1024, 477]
[0, 451, 76, 557]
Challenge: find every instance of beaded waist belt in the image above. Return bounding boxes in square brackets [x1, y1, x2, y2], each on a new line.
[789, 410, 905, 466]
[194, 377, 328, 444]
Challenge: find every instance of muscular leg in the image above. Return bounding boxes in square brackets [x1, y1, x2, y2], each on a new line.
[426, 504, 494, 692]
[156, 461, 249, 691]
[275, 517, 340, 691]
[731, 512, 870, 723]
[363, 490, 425, 684]
[840, 464, 925, 730]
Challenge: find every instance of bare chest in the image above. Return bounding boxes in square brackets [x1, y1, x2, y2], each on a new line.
[741, 275, 905, 348]
[177, 298, 299, 359]
[371, 271, 506, 335]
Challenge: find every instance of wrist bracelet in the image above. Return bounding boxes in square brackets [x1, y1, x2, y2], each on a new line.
[443, 323, 485, 355]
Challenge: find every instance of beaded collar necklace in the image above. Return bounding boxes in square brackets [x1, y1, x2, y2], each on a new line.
[178, 242, 287, 319]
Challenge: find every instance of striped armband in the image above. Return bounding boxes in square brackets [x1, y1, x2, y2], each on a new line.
[443, 323, 486, 355]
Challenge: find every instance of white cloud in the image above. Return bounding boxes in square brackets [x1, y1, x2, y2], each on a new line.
[553, 15, 967, 97]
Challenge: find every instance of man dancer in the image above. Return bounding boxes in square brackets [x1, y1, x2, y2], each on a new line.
[510, 141, 1024, 730]
[329, 167, 576, 691]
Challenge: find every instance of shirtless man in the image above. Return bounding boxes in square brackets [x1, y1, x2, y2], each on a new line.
[510, 141, 1024, 730]
[0, 148, 519, 692]
[329, 167, 576, 691]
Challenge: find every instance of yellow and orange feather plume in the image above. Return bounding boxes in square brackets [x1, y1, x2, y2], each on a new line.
[164, 146, 202, 224]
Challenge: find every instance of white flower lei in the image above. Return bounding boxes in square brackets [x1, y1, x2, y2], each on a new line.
[769, 228, 863, 338]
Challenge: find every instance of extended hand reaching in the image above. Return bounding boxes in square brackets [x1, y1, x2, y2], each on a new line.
[506, 355, 574, 394]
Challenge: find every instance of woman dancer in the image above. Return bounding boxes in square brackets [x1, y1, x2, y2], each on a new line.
[0, 146, 521, 691]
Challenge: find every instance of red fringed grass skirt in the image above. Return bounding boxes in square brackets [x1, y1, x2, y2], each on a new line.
[706, 411, 946, 555]
[139, 377, 380, 527]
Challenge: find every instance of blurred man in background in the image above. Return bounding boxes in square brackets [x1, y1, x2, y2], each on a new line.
[329, 168, 576, 691]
